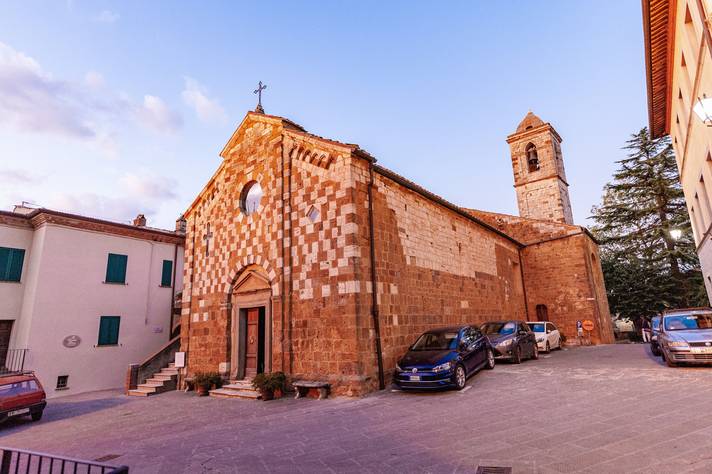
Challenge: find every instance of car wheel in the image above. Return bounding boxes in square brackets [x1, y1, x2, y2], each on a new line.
[651, 344, 661, 356]
[531, 343, 539, 360]
[511, 344, 522, 364]
[545, 342, 551, 353]
[485, 349, 495, 370]
[453, 365, 467, 390]
[31, 410, 43, 422]
[663, 352, 678, 367]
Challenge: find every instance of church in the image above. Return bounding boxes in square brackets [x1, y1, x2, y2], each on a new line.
[179, 107, 614, 395]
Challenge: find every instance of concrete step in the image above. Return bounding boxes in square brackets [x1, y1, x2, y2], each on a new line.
[152, 374, 176, 381]
[137, 384, 164, 393]
[209, 388, 260, 399]
[127, 388, 155, 397]
[168, 363, 175, 368]
[147, 377, 175, 385]
[225, 381, 255, 391]
[159, 368, 179, 375]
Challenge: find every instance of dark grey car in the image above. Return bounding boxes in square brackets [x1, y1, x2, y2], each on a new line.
[659, 308, 712, 367]
[481, 320, 538, 364]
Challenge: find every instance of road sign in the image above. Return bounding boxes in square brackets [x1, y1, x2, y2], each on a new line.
[582, 320, 595, 331]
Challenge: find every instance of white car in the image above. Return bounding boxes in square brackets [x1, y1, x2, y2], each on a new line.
[527, 321, 561, 352]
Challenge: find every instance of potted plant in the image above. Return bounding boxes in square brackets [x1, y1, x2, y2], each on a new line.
[252, 372, 287, 400]
[193, 372, 211, 396]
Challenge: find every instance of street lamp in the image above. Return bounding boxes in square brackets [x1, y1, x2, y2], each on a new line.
[693, 95, 712, 126]
[670, 228, 683, 240]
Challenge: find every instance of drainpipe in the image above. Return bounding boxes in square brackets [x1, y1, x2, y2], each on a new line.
[518, 251, 530, 321]
[367, 161, 385, 390]
[170, 241, 178, 340]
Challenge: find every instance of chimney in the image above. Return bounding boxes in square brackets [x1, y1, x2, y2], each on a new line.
[133, 214, 147, 227]
[13, 202, 38, 215]
[175, 215, 187, 234]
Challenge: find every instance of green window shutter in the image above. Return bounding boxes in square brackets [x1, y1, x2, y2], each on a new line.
[161, 260, 173, 287]
[0, 247, 25, 282]
[98, 316, 121, 345]
[105, 253, 128, 283]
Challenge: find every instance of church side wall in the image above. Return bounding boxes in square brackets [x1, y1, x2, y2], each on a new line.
[521, 234, 614, 344]
[359, 167, 528, 385]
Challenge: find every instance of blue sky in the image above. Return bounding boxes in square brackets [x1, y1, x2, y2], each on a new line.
[0, 1, 647, 229]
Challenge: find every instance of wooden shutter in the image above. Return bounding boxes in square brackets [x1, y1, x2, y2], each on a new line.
[98, 316, 120, 345]
[105, 254, 128, 283]
[161, 260, 173, 287]
[0, 247, 25, 282]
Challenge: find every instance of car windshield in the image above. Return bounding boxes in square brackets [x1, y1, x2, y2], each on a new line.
[481, 322, 516, 335]
[411, 332, 459, 351]
[664, 313, 712, 331]
[528, 323, 545, 332]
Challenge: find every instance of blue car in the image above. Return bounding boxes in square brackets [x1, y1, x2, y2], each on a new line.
[393, 325, 495, 390]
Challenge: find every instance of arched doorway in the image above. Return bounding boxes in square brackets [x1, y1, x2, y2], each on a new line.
[229, 265, 273, 380]
[535, 304, 549, 321]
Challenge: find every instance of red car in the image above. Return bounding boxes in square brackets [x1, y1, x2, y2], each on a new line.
[0, 372, 47, 423]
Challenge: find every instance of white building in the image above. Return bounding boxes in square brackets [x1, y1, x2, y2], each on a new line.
[0, 205, 184, 397]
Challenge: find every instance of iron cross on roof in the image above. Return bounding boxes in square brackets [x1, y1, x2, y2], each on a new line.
[254, 81, 267, 113]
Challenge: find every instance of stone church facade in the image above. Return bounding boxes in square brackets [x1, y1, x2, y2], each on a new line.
[180, 109, 614, 395]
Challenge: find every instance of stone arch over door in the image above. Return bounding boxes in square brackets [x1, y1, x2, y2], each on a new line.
[227, 264, 275, 380]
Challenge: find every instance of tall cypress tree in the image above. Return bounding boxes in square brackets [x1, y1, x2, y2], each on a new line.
[590, 128, 707, 319]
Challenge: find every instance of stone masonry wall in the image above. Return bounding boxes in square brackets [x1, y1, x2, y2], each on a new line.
[354, 165, 528, 385]
[520, 233, 613, 344]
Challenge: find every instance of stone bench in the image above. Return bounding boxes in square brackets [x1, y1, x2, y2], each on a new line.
[293, 380, 330, 400]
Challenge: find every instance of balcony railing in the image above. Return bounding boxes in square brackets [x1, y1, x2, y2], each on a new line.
[0, 447, 128, 474]
[0, 349, 28, 375]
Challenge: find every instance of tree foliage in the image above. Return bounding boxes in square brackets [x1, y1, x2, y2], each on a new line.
[590, 128, 707, 319]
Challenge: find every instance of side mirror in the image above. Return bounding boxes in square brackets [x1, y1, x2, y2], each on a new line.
[546, 329, 552, 334]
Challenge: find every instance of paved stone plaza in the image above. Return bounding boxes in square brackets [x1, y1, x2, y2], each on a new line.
[3, 344, 712, 473]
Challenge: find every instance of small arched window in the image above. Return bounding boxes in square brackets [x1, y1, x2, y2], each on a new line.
[526, 143, 539, 172]
[240, 181, 263, 215]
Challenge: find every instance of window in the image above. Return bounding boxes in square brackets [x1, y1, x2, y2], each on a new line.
[161, 260, 173, 287]
[105, 253, 128, 284]
[306, 206, 320, 223]
[525, 143, 539, 172]
[0, 247, 25, 282]
[56, 375, 69, 390]
[98, 316, 121, 346]
[240, 181, 263, 215]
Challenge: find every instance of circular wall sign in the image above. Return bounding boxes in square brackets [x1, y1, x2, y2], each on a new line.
[582, 320, 595, 332]
[63, 335, 82, 348]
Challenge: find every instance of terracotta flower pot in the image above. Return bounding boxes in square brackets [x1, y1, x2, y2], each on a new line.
[274, 388, 283, 399]
[197, 384, 210, 396]
[260, 389, 274, 401]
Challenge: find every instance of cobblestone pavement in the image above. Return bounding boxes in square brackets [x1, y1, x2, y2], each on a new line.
[3, 344, 712, 473]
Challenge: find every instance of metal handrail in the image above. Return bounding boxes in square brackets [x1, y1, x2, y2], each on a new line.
[0, 349, 28, 376]
[0, 447, 128, 473]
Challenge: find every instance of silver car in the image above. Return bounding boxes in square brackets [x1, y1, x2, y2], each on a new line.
[659, 308, 712, 367]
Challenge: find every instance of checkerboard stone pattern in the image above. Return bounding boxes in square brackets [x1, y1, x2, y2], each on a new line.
[180, 111, 613, 396]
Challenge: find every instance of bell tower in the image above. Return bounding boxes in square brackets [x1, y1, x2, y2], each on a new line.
[506, 111, 573, 224]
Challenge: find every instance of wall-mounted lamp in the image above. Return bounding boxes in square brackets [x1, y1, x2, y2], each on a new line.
[670, 228, 683, 240]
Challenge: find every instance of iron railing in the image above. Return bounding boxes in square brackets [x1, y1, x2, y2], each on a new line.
[0, 447, 128, 474]
[0, 349, 28, 376]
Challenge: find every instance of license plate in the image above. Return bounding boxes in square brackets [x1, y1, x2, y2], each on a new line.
[8, 408, 29, 417]
[409, 375, 421, 381]
[692, 347, 712, 353]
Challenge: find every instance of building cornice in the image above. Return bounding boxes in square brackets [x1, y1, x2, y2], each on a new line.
[0, 209, 184, 245]
[506, 122, 562, 144]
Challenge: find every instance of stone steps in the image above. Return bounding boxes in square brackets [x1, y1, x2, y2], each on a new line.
[209, 379, 260, 400]
[127, 363, 178, 397]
